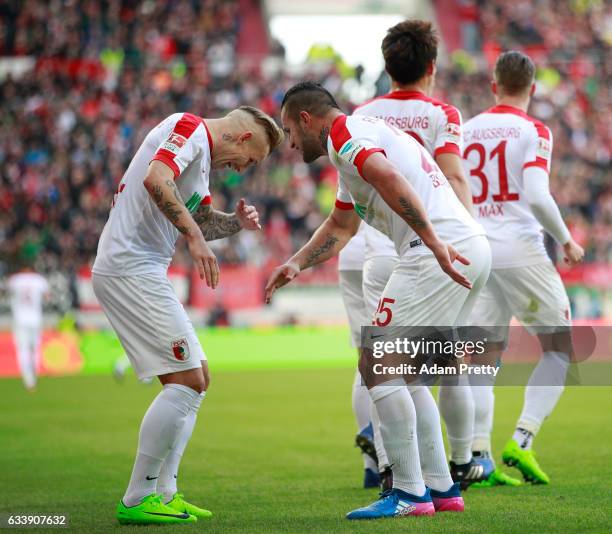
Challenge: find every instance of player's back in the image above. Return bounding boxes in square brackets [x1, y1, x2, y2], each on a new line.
[463, 105, 553, 268]
[354, 90, 463, 258]
[355, 90, 462, 158]
[330, 114, 482, 258]
[7, 272, 48, 328]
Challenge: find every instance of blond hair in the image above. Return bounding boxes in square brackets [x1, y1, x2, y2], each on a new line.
[230, 105, 284, 152]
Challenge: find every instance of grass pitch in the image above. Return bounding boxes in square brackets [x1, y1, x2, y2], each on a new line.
[1, 341, 611, 532]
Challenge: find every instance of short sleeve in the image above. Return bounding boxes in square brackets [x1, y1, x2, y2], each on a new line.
[330, 115, 386, 179]
[523, 123, 553, 173]
[335, 175, 354, 210]
[433, 104, 463, 157]
[151, 113, 204, 178]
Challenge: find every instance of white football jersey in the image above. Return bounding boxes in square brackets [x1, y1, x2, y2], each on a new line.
[93, 113, 213, 276]
[354, 90, 464, 261]
[463, 105, 553, 268]
[329, 114, 483, 258]
[7, 272, 49, 328]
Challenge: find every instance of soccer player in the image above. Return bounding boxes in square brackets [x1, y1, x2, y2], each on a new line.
[267, 82, 490, 519]
[355, 19, 493, 488]
[92, 106, 283, 525]
[463, 51, 584, 484]
[7, 264, 49, 391]
[337, 224, 381, 488]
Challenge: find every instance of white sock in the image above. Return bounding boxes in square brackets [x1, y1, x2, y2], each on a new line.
[517, 351, 570, 436]
[352, 369, 375, 469]
[469, 369, 497, 454]
[370, 403, 389, 470]
[410, 385, 454, 492]
[16, 337, 36, 389]
[123, 384, 201, 507]
[512, 427, 534, 449]
[369, 380, 425, 496]
[158, 392, 205, 502]
[438, 374, 474, 464]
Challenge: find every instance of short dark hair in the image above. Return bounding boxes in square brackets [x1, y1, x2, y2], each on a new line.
[494, 51, 535, 95]
[281, 82, 341, 121]
[382, 20, 438, 85]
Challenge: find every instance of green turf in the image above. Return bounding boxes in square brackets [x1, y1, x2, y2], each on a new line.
[1, 370, 611, 533]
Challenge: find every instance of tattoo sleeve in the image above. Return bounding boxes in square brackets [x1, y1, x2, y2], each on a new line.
[397, 196, 427, 229]
[192, 204, 242, 240]
[150, 179, 191, 235]
[302, 232, 339, 269]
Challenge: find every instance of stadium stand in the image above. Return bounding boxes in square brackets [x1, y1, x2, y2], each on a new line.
[0, 0, 609, 316]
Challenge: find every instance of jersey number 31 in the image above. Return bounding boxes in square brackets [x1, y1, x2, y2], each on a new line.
[463, 141, 519, 204]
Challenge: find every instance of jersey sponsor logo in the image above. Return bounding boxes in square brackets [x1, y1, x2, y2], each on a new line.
[536, 137, 551, 159]
[171, 338, 190, 361]
[162, 132, 188, 155]
[184, 192, 203, 214]
[354, 203, 368, 220]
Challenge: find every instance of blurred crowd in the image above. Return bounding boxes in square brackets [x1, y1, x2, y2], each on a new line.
[0, 0, 609, 309]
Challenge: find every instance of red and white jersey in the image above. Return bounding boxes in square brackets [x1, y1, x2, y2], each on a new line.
[7, 272, 49, 328]
[93, 113, 213, 276]
[354, 90, 464, 261]
[463, 105, 553, 268]
[330, 114, 483, 258]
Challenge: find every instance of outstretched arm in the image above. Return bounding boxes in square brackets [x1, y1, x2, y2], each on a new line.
[265, 206, 360, 302]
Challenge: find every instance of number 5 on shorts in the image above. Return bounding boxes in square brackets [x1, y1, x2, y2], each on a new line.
[374, 297, 396, 327]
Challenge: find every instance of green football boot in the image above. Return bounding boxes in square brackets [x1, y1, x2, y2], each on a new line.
[502, 439, 550, 484]
[166, 493, 213, 519]
[116, 493, 197, 525]
[472, 468, 522, 488]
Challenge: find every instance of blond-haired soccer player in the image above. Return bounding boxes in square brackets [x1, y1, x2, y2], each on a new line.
[93, 106, 283, 525]
[463, 51, 583, 485]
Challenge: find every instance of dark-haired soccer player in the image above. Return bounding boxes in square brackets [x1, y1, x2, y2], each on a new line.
[267, 82, 490, 519]
[93, 106, 283, 525]
[463, 51, 584, 485]
[355, 19, 496, 489]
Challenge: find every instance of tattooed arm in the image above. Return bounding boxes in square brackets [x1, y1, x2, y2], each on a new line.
[192, 204, 242, 241]
[264, 206, 360, 302]
[143, 161, 220, 288]
[361, 152, 472, 289]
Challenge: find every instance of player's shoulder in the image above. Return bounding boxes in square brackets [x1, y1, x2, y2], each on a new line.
[330, 114, 378, 149]
[478, 105, 551, 138]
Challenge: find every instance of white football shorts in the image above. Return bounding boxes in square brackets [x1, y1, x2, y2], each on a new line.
[367, 235, 492, 344]
[362, 255, 398, 321]
[468, 260, 571, 343]
[338, 269, 366, 348]
[93, 273, 206, 379]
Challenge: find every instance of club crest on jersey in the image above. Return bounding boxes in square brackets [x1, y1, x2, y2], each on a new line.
[163, 132, 187, 155]
[171, 338, 190, 361]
